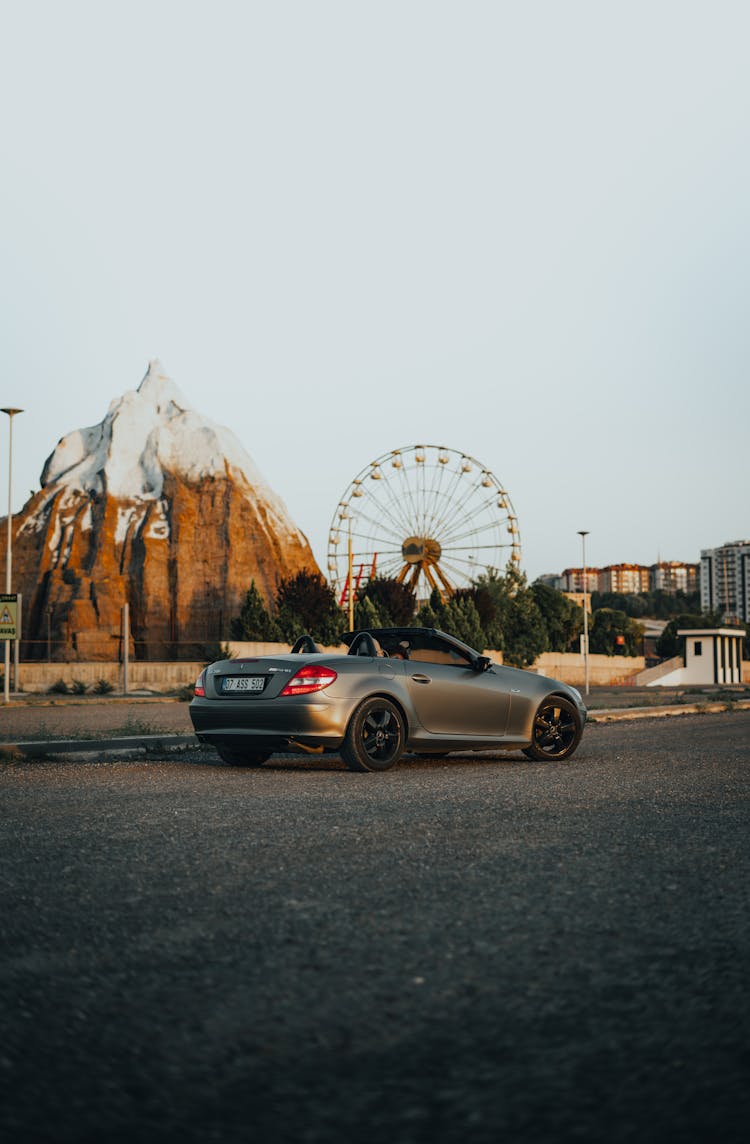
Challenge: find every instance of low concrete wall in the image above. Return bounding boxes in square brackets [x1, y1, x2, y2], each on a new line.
[14, 649, 682, 693]
[529, 652, 645, 686]
[17, 661, 204, 694]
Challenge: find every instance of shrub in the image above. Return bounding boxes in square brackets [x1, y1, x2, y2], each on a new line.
[230, 581, 281, 641]
[589, 608, 643, 656]
[357, 577, 416, 626]
[531, 581, 584, 652]
[94, 678, 114, 694]
[71, 679, 88, 695]
[471, 568, 548, 667]
[201, 643, 232, 664]
[415, 592, 486, 652]
[275, 570, 344, 645]
[48, 678, 70, 695]
[353, 594, 386, 631]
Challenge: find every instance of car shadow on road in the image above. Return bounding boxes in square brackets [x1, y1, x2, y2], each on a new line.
[254, 751, 533, 773]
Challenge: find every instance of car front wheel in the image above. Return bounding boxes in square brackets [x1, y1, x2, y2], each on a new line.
[216, 745, 272, 767]
[523, 696, 582, 762]
[341, 697, 406, 772]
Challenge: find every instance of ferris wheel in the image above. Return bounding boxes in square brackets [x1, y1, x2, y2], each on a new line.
[327, 444, 521, 605]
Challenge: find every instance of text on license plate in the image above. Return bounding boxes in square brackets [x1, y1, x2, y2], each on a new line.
[222, 676, 266, 693]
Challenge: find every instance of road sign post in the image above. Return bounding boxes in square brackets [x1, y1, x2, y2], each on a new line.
[1, 594, 18, 704]
[14, 592, 22, 692]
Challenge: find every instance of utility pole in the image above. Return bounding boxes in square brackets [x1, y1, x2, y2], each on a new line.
[2, 408, 23, 703]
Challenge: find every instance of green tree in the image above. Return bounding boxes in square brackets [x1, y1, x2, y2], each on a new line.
[655, 612, 723, 658]
[450, 596, 490, 651]
[453, 585, 498, 634]
[591, 590, 647, 617]
[275, 570, 344, 645]
[589, 608, 643, 656]
[358, 577, 416, 626]
[413, 597, 439, 631]
[352, 594, 386, 631]
[414, 590, 486, 651]
[229, 581, 281, 641]
[591, 589, 702, 619]
[531, 581, 584, 652]
[471, 567, 548, 667]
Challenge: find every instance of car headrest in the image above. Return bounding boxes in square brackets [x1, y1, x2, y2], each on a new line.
[347, 633, 386, 657]
[290, 634, 323, 654]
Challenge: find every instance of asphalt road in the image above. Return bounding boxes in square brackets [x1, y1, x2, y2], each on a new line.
[1, 712, 748, 1144]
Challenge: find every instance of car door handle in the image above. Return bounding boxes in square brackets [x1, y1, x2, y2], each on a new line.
[411, 674, 432, 684]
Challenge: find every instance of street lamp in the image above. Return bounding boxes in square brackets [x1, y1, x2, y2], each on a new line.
[577, 530, 590, 695]
[2, 407, 23, 704]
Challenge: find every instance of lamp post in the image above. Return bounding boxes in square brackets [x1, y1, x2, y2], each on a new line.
[577, 529, 590, 695]
[2, 407, 23, 704]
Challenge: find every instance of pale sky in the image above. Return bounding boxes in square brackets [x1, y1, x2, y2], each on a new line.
[1, 0, 748, 584]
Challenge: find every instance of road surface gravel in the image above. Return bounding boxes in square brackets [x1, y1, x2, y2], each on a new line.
[1, 711, 748, 1143]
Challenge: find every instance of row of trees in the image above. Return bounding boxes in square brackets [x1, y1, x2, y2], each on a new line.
[229, 569, 664, 668]
[230, 571, 345, 646]
[231, 570, 744, 666]
[591, 589, 701, 619]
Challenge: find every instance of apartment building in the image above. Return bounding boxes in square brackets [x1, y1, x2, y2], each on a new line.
[560, 567, 600, 593]
[599, 563, 651, 594]
[700, 540, 750, 624]
[559, 561, 699, 596]
[650, 561, 699, 594]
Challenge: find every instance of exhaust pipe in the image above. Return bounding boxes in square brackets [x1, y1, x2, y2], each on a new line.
[286, 738, 324, 755]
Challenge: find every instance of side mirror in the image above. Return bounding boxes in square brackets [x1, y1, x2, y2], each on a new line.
[474, 655, 491, 672]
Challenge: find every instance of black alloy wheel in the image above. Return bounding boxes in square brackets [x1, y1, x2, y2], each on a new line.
[523, 696, 582, 762]
[216, 745, 272, 767]
[341, 697, 406, 772]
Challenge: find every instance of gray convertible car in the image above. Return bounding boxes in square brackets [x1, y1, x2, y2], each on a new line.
[189, 626, 587, 771]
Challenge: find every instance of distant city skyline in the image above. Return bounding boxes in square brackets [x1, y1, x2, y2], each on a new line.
[1, 3, 748, 584]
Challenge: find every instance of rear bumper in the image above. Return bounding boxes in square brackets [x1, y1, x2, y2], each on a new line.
[189, 696, 348, 751]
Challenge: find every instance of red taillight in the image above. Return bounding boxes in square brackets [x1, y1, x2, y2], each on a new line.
[280, 665, 337, 696]
[194, 669, 206, 698]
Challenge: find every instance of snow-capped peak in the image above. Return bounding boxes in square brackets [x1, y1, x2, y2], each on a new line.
[35, 362, 296, 535]
[135, 359, 188, 415]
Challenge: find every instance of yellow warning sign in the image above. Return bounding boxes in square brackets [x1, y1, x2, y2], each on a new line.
[0, 595, 18, 640]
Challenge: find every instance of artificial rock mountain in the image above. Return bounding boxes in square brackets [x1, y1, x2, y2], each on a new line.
[2, 361, 320, 660]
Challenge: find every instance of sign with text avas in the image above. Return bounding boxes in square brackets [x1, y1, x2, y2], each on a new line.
[0, 595, 18, 640]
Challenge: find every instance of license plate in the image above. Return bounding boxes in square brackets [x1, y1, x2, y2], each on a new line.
[222, 676, 266, 693]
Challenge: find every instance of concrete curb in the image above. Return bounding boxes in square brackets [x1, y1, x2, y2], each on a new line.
[3, 734, 199, 759]
[588, 698, 750, 722]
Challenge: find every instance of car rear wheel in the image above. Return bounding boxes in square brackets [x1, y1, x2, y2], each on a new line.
[216, 745, 272, 767]
[341, 697, 406, 772]
[523, 696, 582, 762]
